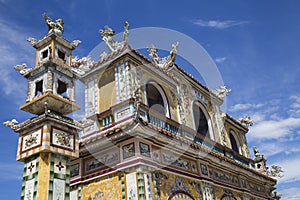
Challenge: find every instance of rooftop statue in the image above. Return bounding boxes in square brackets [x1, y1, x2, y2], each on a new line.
[14, 63, 31, 75]
[99, 21, 129, 52]
[238, 116, 254, 127]
[148, 42, 179, 71]
[266, 165, 284, 178]
[253, 146, 261, 158]
[3, 119, 18, 130]
[214, 85, 231, 99]
[42, 13, 64, 36]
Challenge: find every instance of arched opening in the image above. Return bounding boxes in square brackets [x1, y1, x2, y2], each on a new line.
[145, 81, 170, 117]
[221, 195, 237, 200]
[192, 101, 214, 140]
[229, 130, 241, 154]
[168, 191, 194, 200]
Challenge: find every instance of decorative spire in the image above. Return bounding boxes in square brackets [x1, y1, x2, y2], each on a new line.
[42, 13, 64, 36]
[148, 42, 179, 71]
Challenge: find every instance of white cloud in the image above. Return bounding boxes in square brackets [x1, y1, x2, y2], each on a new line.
[279, 187, 300, 200]
[277, 156, 300, 184]
[0, 19, 34, 98]
[215, 57, 227, 63]
[249, 117, 300, 140]
[193, 19, 249, 29]
[229, 103, 264, 112]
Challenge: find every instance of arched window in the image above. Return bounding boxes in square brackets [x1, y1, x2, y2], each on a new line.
[145, 81, 170, 117]
[229, 130, 241, 154]
[192, 101, 213, 140]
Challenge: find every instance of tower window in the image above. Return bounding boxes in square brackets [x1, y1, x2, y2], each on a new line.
[42, 50, 48, 59]
[57, 79, 67, 97]
[58, 49, 66, 61]
[35, 80, 43, 96]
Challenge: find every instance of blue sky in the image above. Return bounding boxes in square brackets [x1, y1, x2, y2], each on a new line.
[0, 0, 300, 199]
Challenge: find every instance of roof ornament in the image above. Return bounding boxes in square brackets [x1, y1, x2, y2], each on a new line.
[253, 146, 261, 158]
[13, 63, 31, 75]
[238, 116, 254, 127]
[148, 42, 179, 71]
[42, 13, 64, 36]
[266, 165, 284, 178]
[3, 119, 19, 130]
[213, 85, 231, 99]
[27, 37, 37, 46]
[99, 21, 129, 53]
[71, 56, 95, 76]
[71, 40, 82, 47]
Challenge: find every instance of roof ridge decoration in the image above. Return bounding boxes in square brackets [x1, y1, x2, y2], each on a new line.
[213, 85, 231, 100]
[99, 21, 129, 53]
[42, 13, 64, 36]
[238, 115, 254, 127]
[148, 42, 179, 71]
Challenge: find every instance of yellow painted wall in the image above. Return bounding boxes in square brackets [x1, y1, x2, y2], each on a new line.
[81, 174, 122, 200]
[98, 68, 117, 113]
[36, 152, 51, 200]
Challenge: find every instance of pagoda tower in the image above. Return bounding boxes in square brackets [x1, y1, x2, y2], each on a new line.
[5, 14, 82, 200]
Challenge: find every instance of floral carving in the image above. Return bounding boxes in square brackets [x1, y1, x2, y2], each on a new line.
[25, 134, 38, 148]
[55, 131, 71, 148]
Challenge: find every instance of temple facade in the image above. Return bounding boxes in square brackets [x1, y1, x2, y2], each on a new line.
[5, 14, 282, 200]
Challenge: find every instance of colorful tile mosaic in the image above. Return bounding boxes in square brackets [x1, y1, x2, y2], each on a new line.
[52, 128, 74, 150]
[21, 128, 42, 152]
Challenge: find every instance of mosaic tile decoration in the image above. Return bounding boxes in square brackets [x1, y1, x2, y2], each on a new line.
[54, 158, 67, 175]
[48, 154, 70, 200]
[21, 155, 39, 200]
[26, 159, 37, 176]
[53, 178, 66, 200]
[52, 127, 74, 151]
[24, 179, 35, 200]
[21, 128, 42, 152]
[126, 173, 137, 200]
[70, 164, 79, 177]
[139, 142, 150, 157]
[122, 143, 135, 159]
[144, 172, 154, 200]
[70, 190, 78, 200]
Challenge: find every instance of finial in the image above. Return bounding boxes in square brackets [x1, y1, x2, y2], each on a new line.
[42, 13, 64, 36]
